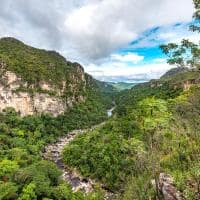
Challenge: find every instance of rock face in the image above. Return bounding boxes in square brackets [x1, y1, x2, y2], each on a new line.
[0, 64, 86, 116]
[158, 173, 183, 200]
[183, 79, 200, 91]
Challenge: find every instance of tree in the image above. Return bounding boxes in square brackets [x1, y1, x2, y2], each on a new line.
[0, 181, 18, 200]
[190, 0, 200, 33]
[136, 97, 172, 199]
[18, 182, 37, 200]
[0, 160, 19, 181]
[160, 0, 200, 69]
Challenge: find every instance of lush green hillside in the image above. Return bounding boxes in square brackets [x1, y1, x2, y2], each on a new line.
[63, 69, 200, 199]
[1, 0, 199, 199]
[0, 37, 116, 127]
[115, 69, 200, 115]
[0, 37, 115, 97]
[1, 32, 199, 200]
[160, 67, 189, 79]
[0, 38, 116, 199]
[0, 37, 74, 87]
[0, 108, 105, 200]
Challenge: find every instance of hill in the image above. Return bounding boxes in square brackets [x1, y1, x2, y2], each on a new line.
[160, 67, 189, 79]
[0, 37, 115, 116]
[62, 68, 200, 199]
[107, 82, 137, 91]
[0, 38, 116, 200]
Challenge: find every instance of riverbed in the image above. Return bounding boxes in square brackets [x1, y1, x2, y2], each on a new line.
[42, 108, 115, 197]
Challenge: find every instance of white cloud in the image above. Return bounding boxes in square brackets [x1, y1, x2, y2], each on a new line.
[153, 58, 167, 63]
[0, 0, 195, 61]
[64, 0, 194, 59]
[130, 22, 199, 49]
[111, 53, 144, 63]
[0, 0, 195, 82]
[165, 32, 200, 44]
[85, 54, 173, 82]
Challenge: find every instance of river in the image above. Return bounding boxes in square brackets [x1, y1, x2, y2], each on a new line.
[42, 107, 115, 198]
[107, 107, 115, 117]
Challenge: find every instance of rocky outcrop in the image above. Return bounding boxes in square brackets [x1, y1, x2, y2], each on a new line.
[0, 63, 87, 116]
[158, 173, 183, 200]
[183, 79, 200, 91]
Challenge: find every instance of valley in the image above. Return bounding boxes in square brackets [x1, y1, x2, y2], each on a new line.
[43, 123, 105, 194]
[0, 2, 200, 198]
[0, 37, 199, 200]
[43, 106, 116, 196]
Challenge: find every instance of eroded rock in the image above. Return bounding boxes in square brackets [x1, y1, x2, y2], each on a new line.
[0, 64, 86, 116]
[158, 173, 183, 200]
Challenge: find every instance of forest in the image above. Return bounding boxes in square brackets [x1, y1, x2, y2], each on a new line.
[62, 1, 200, 199]
[0, 0, 200, 199]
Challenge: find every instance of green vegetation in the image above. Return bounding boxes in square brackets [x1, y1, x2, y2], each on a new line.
[0, 78, 114, 199]
[1, 1, 200, 199]
[0, 37, 73, 87]
[115, 69, 200, 115]
[57, 90, 113, 131]
[0, 37, 116, 199]
[107, 82, 137, 91]
[0, 107, 107, 199]
[62, 1, 200, 199]
[0, 37, 116, 103]
[160, 0, 199, 69]
[63, 77, 200, 199]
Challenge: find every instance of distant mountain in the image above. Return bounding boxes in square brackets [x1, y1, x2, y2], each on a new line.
[107, 82, 137, 91]
[116, 68, 200, 110]
[161, 67, 189, 79]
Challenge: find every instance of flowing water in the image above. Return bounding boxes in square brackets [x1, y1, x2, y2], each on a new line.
[42, 108, 115, 197]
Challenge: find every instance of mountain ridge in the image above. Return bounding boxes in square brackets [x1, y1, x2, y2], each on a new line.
[0, 37, 115, 116]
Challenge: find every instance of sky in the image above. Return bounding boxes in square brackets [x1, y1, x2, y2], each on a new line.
[0, 0, 198, 82]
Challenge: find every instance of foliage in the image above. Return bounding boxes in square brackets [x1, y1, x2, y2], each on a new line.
[0, 37, 116, 105]
[0, 37, 73, 87]
[160, 0, 200, 69]
[0, 103, 108, 199]
[63, 119, 145, 190]
[63, 72, 200, 199]
[18, 182, 37, 200]
[160, 39, 200, 68]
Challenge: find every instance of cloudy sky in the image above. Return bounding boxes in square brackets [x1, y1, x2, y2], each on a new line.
[0, 0, 198, 82]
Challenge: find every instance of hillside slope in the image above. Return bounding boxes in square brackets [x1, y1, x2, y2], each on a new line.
[62, 69, 200, 199]
[116, 69, 200, 113]
[0, 38, 116, 200]
[0, 37, 115, 116]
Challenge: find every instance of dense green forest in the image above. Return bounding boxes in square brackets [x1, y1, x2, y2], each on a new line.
[0, 107, 106, 200]
[1, 0, 200, 199]
[0, 37, 74, 87]
[0, 37, 115, 199]
[0, 80, 115, 199]
[63, 69, 200, 199]
[62, 1, 200, 198]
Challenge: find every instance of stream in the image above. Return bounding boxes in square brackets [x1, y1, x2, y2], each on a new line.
[42, 107, 115, 197]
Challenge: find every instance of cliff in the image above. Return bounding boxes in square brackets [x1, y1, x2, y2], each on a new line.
[0, 37, 89, 116]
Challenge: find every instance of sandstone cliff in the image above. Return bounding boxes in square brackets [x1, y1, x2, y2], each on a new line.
[0, 37, 89, 116]
[0, 63, 86, 116]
